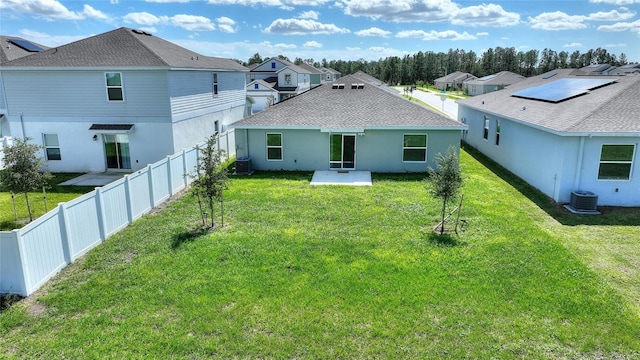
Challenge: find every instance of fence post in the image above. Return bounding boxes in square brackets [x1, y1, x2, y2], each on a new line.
[166, 155, 173, 196]
[124, 175, 134, 224]
[182, 149, 188, 187]
[57, 202, 72, 263]
[147, 164, 155, 209]
[95, 187, 107, 242]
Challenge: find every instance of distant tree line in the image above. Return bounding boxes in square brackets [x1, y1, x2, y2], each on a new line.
[241, 47, 633, 85]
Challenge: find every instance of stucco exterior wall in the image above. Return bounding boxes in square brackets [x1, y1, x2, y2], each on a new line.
[459, 105, 640, 206]
[235, 128, 462, 173]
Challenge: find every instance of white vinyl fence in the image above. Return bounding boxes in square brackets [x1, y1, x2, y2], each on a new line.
[1, 130, 235, 296]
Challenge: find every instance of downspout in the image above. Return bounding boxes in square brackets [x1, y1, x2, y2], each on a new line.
[19, 112, 26, 138]
[573, 136, 586, 191]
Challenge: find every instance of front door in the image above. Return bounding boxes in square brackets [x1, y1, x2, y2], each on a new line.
[104, 134, 131, 170]
[330, 134, 356, 170]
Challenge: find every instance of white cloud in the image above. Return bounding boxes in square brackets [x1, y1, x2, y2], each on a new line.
[146, 0, 191, 2]
[17, 28, 84, 47]
[303, 41, 323, 48]
[598, 19, 640, 34]
[207, 0, 332, 5]
[264, 19, 350, 35]
[587, 9, 636, 21]
[343, 0, 459, 22]
[396, 29, 476, 40]
[298, 10, 319, 20]
[170, 14, 216, 31]
[476, 32, 489, 36]
[604, 43, 627, 47]
[528, 11, 588, 30]
[0, 0, 108, 21]
[217, 16, 237, 33]
[258, 41, 297, 50]
[342, 0, 519, 27]
[563, 42, 583, 48]
[355, 27, 392, 37]
[451, 3, 520, 27]
[123, 12, 163, 26]
[589, 0, 640, 4]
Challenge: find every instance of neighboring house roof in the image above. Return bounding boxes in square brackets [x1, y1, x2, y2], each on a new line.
[457, 69, 640, 135]
[233, 74, 465, 130]
[0, 36, 49, 64]
[435, 71, 476, 83]
[464, 71, 525, 86]
[251, 57, 311, 75]
[320, 67, 341, 75]
[247, 79, 278, 92]
[2, 27, 247, 71]
[297, 63, 323, 74]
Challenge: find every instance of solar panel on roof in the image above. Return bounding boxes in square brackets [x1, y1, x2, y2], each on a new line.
[8, 39, 43, 52]
[542, 72, 557, 79]
[512, 78, 617, 103]
[479, 74, 498, 81]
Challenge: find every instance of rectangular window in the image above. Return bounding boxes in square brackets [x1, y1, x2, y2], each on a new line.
[105, 73, 123, 101]
[598, 144, 635, 180]
[271, 62, 276, 69]
[43, 133, 61, 160]
[266, 133, 282, 161]
[254, 83, 259, 89]
[403, 134, 427, 162]
[284, 74, 292, 85]
[213, 73, 218, 96]
[495, 119, 501, 146]
[483, 116, 489, 140]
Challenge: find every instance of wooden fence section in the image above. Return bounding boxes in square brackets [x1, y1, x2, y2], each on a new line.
[0, 130, 237, 296]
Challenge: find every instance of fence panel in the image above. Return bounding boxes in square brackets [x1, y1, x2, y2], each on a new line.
[0, 231, 26, 295]
[99, 179, 130, 237]
[128, 169, 152, 220]
[169, 152, 187, 194]
[18, 210, 67, 294]
[151, 161, 170, 206]
[0, 138, 213, 296]
[63, 191, 102, 260]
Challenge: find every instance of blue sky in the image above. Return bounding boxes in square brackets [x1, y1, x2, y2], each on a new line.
[1, 0, 639, 63]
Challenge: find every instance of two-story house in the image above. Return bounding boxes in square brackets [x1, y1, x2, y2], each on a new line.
[246, 58, 311, 113]
[0, 27, 247, 173]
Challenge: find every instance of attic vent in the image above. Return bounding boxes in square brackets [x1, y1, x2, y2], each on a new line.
[357, 83, 364, 89]
[132, 29, 152, 36]
[351, 84, 357, 89]
[338, 83, 345, 89]
[332, 84, 339, 89]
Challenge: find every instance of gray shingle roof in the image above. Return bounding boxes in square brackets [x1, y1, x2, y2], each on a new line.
[464, 71, 525, 86]
[0, 36, 50, 64]
[435, 71, 476, 83]
[233, 74, 465, 130]
[297, 63, 323, 74]
[2, 27, 247, 71]
[457, 69, 640, 134]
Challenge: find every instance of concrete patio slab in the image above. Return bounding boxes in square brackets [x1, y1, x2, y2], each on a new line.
[58, 172, 126, 186]
[310, 171, 372, 186]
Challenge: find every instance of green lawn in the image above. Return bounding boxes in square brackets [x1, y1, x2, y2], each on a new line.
[0, 173, 94, 230]
[1, 150, 639, 358]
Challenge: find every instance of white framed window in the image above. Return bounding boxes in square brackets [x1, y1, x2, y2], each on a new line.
[495, 119, 501, 146]
[284, 74, 292, 85]
[483, 115, 489, 140]
[598, 144, 635, 180]
[105, 72, 124, 101]
[402, 134, 427, 162]
[43, 133, 61, 161]
[266, 133, 282, 161]
[213, 73, 219, 96]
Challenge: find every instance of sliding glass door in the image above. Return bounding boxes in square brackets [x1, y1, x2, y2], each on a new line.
[330, 134, 356, 169]
[104, 134, 131, 170]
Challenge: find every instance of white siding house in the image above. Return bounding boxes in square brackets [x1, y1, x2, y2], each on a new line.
[246, 58, 311, 112]
[0, 27, 247, 173]
[458, 69, 640, 207]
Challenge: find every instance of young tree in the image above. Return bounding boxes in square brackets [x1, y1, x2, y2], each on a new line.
[0, 137, 52, 222]
[426, 146, 463, 235]
[190, 134, 229, 229]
